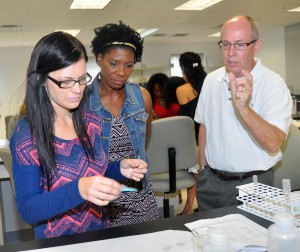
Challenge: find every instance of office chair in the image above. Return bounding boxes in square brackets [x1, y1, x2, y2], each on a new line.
[146, 116, 198, 218]
[0, 148, 15, 197]
[4, 116, 13, 140]
[274, 124, 300, 191]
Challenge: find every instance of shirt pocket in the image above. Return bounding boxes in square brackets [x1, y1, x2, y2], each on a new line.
[133, 111, 148, 136]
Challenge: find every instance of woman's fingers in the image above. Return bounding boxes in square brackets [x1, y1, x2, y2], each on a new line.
[78, 176, 121, 206]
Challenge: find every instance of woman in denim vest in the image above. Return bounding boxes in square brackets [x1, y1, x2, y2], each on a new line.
[87, 21, 159, 226]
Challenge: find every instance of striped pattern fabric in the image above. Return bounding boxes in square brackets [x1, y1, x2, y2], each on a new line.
[107, 116, 159, 227]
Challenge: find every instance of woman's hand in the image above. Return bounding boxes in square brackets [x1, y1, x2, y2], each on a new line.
[120, 159, 147, 181]
[78, 176, 122, 206]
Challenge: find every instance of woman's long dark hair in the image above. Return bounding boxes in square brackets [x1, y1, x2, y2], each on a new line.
[179, 52, 207, 94]
[25, 31, 93, 177]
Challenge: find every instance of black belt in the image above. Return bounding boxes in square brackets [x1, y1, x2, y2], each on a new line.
[209, 167, 268, 181]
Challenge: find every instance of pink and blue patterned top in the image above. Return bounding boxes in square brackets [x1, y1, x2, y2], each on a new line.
[10, 111, 124, 239]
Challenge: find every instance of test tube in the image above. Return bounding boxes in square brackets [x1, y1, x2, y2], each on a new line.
[252, 175, 258, 185]
[282, 179, 291, 213]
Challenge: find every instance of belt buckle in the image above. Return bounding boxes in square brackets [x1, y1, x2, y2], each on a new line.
[224, 172, 234, 181]
[217, 170, 231, 181]
[210, 168, 241, 181]
[211, 168, 228, 181]
[219, 170, 241, 181]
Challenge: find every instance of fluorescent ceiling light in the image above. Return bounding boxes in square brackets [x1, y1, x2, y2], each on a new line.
[208, 32, 220, 37]
[288, 7, 300, 12]
[0, 25, 23, 31]
[55, 29, 81, 37]
[70, 0, 111, 9]
[136, 28, 160, 38]
[175, 0, 223, 10]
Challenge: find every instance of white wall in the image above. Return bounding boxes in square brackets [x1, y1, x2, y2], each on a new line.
[0, 28, 289, 139]
[0, 48, 32, 139]
[258, 28, 286, 81]
[285, 23, 300, 94]
[138, 42, 224, 79]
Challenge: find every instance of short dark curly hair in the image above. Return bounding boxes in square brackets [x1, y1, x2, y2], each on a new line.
[91, 21, 143, 63]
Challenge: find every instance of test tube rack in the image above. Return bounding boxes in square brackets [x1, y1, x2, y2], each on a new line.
[236, 182, 300, 227]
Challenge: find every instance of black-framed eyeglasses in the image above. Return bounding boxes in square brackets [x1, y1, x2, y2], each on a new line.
[218, 40, 257, 51]
[47, 73, 92, 89]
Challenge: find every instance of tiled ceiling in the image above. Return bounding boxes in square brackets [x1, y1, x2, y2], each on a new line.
[0, 0, 300, 48]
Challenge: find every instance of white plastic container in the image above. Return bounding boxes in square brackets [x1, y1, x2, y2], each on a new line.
[267, 212, 300, 252]
[202, 228, 235, 252]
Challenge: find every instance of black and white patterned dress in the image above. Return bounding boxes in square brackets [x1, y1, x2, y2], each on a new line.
[106, 116, 159, 227]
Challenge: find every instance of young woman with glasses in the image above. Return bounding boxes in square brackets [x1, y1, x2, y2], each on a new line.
[10, 31, 147, 239]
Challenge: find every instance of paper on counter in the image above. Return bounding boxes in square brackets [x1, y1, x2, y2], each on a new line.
[21, 230, 193, 252]
[185, 213, 267, 249]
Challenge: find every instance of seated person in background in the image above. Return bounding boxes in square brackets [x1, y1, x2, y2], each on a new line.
[10, 31, 147, 240]
[7, 103, 26, 140]
[176, 52, 207, 215]
[147, 73, 179, 119]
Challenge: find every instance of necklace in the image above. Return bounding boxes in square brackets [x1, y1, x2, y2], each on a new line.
[158, 98, 166, 106]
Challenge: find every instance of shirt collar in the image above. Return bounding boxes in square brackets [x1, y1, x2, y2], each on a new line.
[219, 58, 261, 84]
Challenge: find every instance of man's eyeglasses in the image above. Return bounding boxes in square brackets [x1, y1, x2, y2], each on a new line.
[47, 73, 92, 89]
[218, 40, 257, 51]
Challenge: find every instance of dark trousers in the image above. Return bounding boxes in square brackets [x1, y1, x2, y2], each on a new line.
[196, 167, 274, 211]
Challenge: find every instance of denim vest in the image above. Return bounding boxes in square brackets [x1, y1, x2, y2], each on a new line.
[87, 73, 150, 187]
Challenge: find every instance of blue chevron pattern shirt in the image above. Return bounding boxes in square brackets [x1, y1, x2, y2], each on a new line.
[10, 111, 124, 239]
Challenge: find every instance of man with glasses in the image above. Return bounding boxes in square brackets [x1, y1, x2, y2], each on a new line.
[194, 15, 292, 211]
